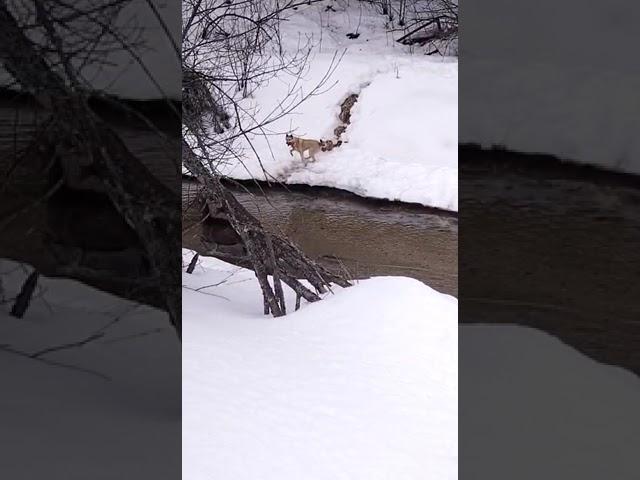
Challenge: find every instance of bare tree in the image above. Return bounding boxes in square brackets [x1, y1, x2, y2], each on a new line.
[0, 2, 181, 336]
[359, 0, 458, 54]
[182, 0, 351, 316]
[182, 0, 336, 174]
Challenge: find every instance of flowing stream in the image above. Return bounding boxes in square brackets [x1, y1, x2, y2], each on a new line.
[461, 147, 640, 375]
[182, 179, 458, 297]
[6, 99, 638, 374]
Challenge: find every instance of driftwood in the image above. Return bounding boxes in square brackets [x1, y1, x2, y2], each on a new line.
[0, 6, 181, 337]
[182, 140, 351, 315]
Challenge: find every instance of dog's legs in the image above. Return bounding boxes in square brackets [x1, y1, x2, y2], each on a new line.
[299, 149, 311, 166]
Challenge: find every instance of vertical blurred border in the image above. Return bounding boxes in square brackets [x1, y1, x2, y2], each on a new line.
[460, 1, 640, 478]
[0, 1, 181, 477]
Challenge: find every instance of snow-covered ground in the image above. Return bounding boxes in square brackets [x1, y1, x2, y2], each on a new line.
[6, 252, 637, 479]
[206, 2, 458, 211]
[461, 0, 640, 175]
[183, 250, 640, 480]
[462, 325, 640, 479]
[182, 250, 458, 480]
[0, 259, 180, 479]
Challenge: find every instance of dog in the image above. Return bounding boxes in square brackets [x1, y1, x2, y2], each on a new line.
[285, 134, 322, 163]
[319, 139, 343, 152]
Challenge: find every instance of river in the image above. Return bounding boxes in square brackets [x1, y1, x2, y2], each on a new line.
[182, 179, 458, 297]
[4, 98, 638, 375]
[461, 147, 640, 375]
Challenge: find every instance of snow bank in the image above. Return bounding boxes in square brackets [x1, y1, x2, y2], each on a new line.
[0, 259, 180, 478]
[182, 251, 458, 480]
[213, 3, 458, 211]
[462, 324, 640, 479]
[183, 251, 640, 479]
[461, 1, 640, 175]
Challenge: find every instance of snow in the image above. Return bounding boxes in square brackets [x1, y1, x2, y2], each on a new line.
[182, 250, 640, 480]
[0, 259, 180, 479]
[182, 250, 458, 480]
[462, 324, 640, 479]
[461, 0, 640, 175]
[5, 248, 639, 479]
[206, 2, 458, 211]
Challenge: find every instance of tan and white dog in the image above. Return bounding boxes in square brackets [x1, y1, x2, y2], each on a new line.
[285, 134, 322, 163]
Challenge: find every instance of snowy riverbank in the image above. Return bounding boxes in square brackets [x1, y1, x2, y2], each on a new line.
[182, 250, 458, 479]
[182, 251, 640, 480]
[3, 252, 638, 479]
[203, 2, 458, 211]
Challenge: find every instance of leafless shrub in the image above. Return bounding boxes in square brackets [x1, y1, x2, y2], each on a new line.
[358, 0, 458, 55]
[4, 0, 147, 93]
[181, 0, 351, 315]
[182, 0, 344, 173]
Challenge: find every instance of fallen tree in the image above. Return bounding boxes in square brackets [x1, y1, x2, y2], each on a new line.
[0, 4, 181, 336]
[182, 141, 351, 316]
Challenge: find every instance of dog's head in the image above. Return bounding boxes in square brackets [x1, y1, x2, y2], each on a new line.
[285, 133, 294, 146]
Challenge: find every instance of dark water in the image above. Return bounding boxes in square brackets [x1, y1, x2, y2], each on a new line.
[182, 179, 459, 296]
[0, 102, 180, 304]
[461, 148, 640, 375]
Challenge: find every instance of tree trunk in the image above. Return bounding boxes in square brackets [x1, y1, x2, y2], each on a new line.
[0, 6, 182, 337]
[182, 140, 351, 315]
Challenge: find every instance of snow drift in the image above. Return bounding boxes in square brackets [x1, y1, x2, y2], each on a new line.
[182, 251, 458, 480]
[183, 251, 640, 480]
[0, 259, 180, 479]
[462, 324, 640, 479]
